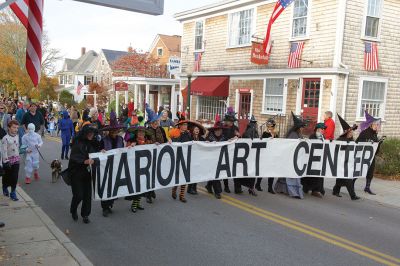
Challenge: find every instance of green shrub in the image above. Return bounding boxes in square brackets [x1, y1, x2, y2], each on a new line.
[375, 138, 400, 176]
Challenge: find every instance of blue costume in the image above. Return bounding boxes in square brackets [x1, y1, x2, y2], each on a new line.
[59, 111, 74, 159]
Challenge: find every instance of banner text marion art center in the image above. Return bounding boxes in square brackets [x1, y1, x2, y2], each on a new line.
[90, 139, 378, 200]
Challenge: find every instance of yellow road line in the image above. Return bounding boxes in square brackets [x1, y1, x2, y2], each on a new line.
[198, 188, 400, 266]
[211, 190, 400, 264]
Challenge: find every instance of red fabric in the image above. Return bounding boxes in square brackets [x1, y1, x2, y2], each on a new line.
[182, 76, 229, 97]
[128, 102, 135, 115]
[324, 118, 336, 140]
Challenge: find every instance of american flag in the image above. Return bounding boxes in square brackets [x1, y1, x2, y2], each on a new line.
[288, 42, 304, 68]
[10, 0, 43, 86]
[194, 52, 202, 72]
[76, 81, 84, 96]
[262, 0, 295, 54]
[364, 42, 379, 71]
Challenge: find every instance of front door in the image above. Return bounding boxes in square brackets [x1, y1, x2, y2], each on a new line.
[238, 92, 252, 135]
[301, 78, 321, 135]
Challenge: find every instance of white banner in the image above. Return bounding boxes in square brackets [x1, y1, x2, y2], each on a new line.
[90, 139, 379, 200]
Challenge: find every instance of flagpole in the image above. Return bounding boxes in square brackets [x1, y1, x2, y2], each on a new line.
[0, 0, 18, 11]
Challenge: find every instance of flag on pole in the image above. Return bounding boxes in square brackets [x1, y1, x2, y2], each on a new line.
[10, 0, 43, 86]
[364, 42, 379, 71]
[262, 0, 295, 54]
[194, 52, 202, 72]
[288, 42, 304, 68]
[76, 81, 84, 96]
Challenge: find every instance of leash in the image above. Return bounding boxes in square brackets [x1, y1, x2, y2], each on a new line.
[35, 146, 53, 166]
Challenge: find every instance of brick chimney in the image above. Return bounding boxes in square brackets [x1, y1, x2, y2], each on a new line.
[81, 47, 86, 56]
[128, 45, 133, 53]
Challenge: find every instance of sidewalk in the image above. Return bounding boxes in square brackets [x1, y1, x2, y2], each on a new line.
[0, 182, 92, 266]
[324, 177, 400, 208]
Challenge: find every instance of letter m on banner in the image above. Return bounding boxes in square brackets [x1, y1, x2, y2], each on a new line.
[263, 0, 295, 54]
[10, 0, 43, 86]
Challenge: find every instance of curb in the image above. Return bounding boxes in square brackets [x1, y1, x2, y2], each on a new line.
[17, 186, 93, 266]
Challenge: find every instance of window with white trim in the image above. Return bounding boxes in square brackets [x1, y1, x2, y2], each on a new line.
[264, 78, 285, 113]
[197, 96, 227, 121]
[228, 9, 254, 47]
[292, 0, 309, 38]
[364, 0, 382, 38]
[59, 75, 65, 85]
[194, 21, 204, 51]
[358, 79, 386, 118]
[157, 48, 163, 57]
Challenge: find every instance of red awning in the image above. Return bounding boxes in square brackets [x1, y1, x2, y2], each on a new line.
[182, 76, 229, 98]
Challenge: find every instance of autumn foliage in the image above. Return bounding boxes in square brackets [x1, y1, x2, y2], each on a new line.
[112, 49, 168, 78]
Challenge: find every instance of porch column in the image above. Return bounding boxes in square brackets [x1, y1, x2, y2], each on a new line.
[115, 91, 119, 115]
[125, 91, 128, 104]
[170, 84, 176, 120]
[134, 83, 138, 106]
[145, 84, 150, 105]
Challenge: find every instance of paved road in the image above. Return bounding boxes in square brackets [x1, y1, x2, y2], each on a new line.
[19, 137, 400, 266]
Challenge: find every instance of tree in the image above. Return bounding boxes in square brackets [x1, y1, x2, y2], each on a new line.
[0, 10, 62, 76]
[87, 82, 109, 109]
[112, 49, 168, 78]
[59, 90, 75, 107]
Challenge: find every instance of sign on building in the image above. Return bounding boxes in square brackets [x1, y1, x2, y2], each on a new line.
[168, 57, 181, 75]
[250, 42, 270, 65]
[73, 0, 164, 15]
[115, 81, 129, 92]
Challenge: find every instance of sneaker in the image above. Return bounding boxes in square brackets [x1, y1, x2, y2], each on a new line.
[82, 216, 90, 224]
[25, 177, 31, 184]
[10, 191, 19, 201]
[2, 187, 9, 197]
[34, 172, 40, 181]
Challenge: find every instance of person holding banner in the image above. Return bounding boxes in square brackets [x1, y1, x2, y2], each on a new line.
[169, 114, 193, 203]
[239, 115, 259, 196]
[258, 118, 279, 194]
[333, 114, 360, 200]
[187, 123, 206, 195]
[68, 124, 98, 224]
[356, 110, 383, 195]
[301, 123, 326, 198]
[125, 125, 151, 213]
[145, 104, 168, 204]
[159, 110, 175, 140]
[274, 112, 305, 199]
[205, 117, 226, 199]
[222, 107, 241, 194]
[99, 112, 126, 217]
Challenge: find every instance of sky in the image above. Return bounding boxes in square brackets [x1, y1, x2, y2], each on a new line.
[43, 0, 219, 64]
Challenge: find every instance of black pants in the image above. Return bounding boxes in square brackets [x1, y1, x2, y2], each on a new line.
[3, 164, 19, 191]
[187, 183, 197, 192]
[256, 178, 274, 189]
[302, 177, 324, 194]
[207, 180, 222, 194]
[333, 179, 357, 198]
[101, 200, 114, 210]
[365, 160, 376, 189]
[70, 171, 92, 217]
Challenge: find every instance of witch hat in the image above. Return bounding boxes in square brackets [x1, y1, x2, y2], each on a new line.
[224, 107, 237, 122]
[291, 111, 306, 128]
[101, 110, 126, 131]
[145, 103, 162, 124]
[209, 114, 226, 131]
[360, 110, 380, 132]
[249, 115, 257, 123]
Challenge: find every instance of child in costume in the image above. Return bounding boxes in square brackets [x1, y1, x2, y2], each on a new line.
[22, 123, 43, 184]
[2, 120, 21, 201]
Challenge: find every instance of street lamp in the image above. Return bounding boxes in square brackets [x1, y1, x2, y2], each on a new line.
[187, 73, 192, 120]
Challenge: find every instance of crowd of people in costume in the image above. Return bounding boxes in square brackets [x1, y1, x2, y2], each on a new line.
[64, 103, 384, 224]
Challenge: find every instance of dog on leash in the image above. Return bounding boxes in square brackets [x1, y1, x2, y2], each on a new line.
[50, 159, 62, 183]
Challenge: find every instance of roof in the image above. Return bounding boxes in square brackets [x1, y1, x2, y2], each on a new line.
[63, 59, 79, 72]
[174, 0, 268, 21]
[72, 50, 98, 73]
[101, 49, 129, 64]
[148, 34, 181, 55]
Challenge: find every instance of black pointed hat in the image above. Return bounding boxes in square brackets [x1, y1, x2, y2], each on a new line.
[291, 111, 306, 128]
[337, 113, 358, 136]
